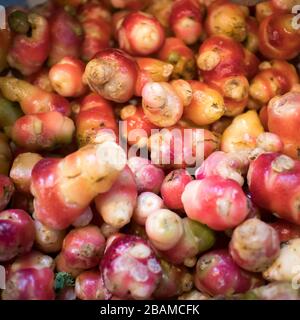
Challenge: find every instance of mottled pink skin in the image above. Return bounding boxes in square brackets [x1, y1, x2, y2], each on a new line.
[31, 158, 83, 230]
[7, 13, 50, 75]
[117, 11, 165, 56]
[229, 218, 280, 272]
[11, 112, 74, 152]
[160, 169, 192, 210]
[0, 175, 15, 211]
[55, 252, 83, 278]
[48, 8, 83, 66]
[78, 1, 112, 61]
[267, 92, 300, 159]
[10, 81, 71, 116]
[198, 35, 246, 83]
[61, 225, 105, 270]
[2, 267, 55, 300]
[49, 56, 87, 97]
[84, 49, 138, 103]
[75, 270, 112, 300]
[169, 0, 203, 45]
[160, 217, 215, 265]
[128, 157, 165, 194]
[80, 19, 112, 62]
[101, 235, 162, 299]
[195, 249, 261, 296]
[182, 177, 248, 231]
[2, 252, 55, 300]
[95, 166, 137, 228]
[0, 209, 35, 262]
[195, 151, 248, 185]
[247, 153, 300, 225]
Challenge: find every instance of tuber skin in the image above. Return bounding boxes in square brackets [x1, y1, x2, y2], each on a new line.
[61, 225, 106, 270]
[75, 270, 111, 300]
[184, 81, 225, 126]
[221, 110, 264, 153]
[158, 37, 196, 80]
[161, 218, 216, 266]
[7, 13, 50, 76]
[247, 153, 300, 225]
[145, 209, 184, 251]
[0, 209, 35, 262]
[229, 218, 280, 272]
[120, 104, 158, 147]
[153, 260, 193, 299]
[72, 207, 93, 228]
[256, 132, 283, 153]
[263, 239, 300, 283]
[194, 249, 261, 296]
[182, 176, 248, 231]
[127, 157, 165, 194]
[75, 93, 117, 147]
[55, 253, 83, 278]
[133, 192, 164, 226]
[101, 235, 162, 299]
[0, 77, 71, 116]
[83, 48, 138, 103]
[195, 150, 249, 186]
[48, 8, 83, 66]
[160, 169, 193, 210]
[169, 0, 204, 45]
[0, 175, 15, 211]
[267, 91, 300, 159]
[49, 56, 87, 97]
[95, 166, 137, 229]
[34, 219, 66, 253]
[205, 0, 249, 42]
[141, 81, 184, 127]
[197, 35, 249, 116]
[269, 220, 300, 243]
[135, 58, 173, 96]
[78, 1, 112, 61]
[249, 60, 299, 106]
[31, 137, 126, 230]
[1, 251, 55, 300]
[11, 112, 75, 152]
[10, 153, 43, 194]
[258, 13, 300, 60]
[117, 11, 165, 56]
